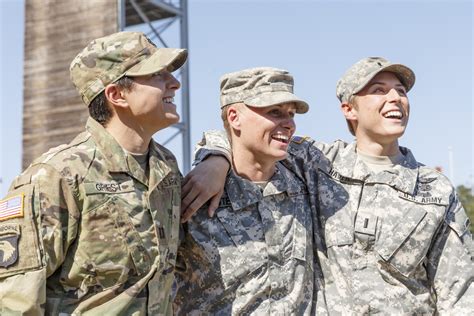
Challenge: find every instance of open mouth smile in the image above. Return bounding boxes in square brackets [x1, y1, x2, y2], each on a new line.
[163, 97, 174, 104]
[383, 110, 403, 119]
[271, 134, 290, 144]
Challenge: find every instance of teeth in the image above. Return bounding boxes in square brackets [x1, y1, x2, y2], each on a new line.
[163, 97, 174, 103]
[272, 134, 289, 143]
[384, 111, 403, 119]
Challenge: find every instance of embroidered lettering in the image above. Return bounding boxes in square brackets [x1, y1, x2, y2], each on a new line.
[399, 192, 444, 205]
[95, 183, 121, 193]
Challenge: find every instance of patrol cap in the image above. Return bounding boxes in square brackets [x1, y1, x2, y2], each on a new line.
[70, 31, 187, 106]
[336, 57, 415, 103]
[220, 67, 309, 113]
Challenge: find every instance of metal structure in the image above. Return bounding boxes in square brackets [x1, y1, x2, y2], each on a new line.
[23, 0, 191, 172]
[119, 0, 191, 173]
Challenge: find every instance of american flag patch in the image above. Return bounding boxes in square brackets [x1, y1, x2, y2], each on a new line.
[0, 195, 24, 221]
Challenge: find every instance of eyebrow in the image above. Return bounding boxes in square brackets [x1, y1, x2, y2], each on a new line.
[370, 81, 405, 88]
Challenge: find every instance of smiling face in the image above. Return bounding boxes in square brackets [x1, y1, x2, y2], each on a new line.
[343, 71, 410, 148]
[228, 102, 297, 166]
[123, 69, 181, 134]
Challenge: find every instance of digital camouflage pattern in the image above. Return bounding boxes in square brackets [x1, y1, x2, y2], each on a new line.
[336, 57, 416, 103]
[219, 67, 309, 113]
[70, 31, 187, 106]
[0, 118, 181, 315]
[196, 130, 473, 314]
[174, 162, 317, 315]
[288, 138, 474, 315]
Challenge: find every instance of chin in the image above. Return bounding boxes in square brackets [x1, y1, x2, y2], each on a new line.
[389, 128, 406, 139]
[166, 114, 180, 124]
[273, 151, 288, 161]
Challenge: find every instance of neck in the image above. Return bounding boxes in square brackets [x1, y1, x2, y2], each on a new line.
[105, 118, 151, 154]
[355, 137, 400, 156]
[231, 144, 276, 182]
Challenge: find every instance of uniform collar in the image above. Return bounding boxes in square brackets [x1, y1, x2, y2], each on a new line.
[224, 162, 303, 211]
[86, 118, 171, 187]
[330, 142, 418, 195]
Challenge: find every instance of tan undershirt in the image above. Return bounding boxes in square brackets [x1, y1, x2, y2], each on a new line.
[127, 148, 150, 176]
[253, 181, 268, 191]
[356, 149, 404, 173]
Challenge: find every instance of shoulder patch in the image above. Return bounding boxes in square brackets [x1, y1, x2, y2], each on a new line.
[0, 195, 24, 222]
[291, 136, 309, 144]
[0, 223, 20, 268]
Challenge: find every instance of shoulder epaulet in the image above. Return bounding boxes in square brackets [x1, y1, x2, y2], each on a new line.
[291, 136, 310, 145]
[33, 131, 91, 165]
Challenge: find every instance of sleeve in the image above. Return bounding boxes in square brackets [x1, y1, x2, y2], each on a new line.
[0, 163, 80, 315]
[193, 130, 232, 166]
[428, 189, 474, 314]
[283, 136, 327, 186]
[173, 222, 225, 315]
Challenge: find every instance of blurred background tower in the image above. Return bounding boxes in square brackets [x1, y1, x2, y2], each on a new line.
[22, 0, 191, 172]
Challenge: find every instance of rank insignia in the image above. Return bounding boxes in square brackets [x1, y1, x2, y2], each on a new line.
[291, 136, 309, 144]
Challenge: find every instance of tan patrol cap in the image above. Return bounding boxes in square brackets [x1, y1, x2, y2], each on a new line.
[70, 31, 188, 106]
[220, 67, 309, 113]
[336, 57, 415, 103]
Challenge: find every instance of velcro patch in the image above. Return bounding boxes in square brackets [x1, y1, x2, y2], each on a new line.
[291, 136, 309, 144]
[84, 180, 135, 195]
[398, 192, 446, 205]
[0, 223, 20, 268]
[0, 195, 24, 221]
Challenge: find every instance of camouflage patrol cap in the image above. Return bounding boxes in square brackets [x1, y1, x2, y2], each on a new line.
[336, 57, 415, 103]
[220, 67, 309, 113]
[70, 31, 187, 106]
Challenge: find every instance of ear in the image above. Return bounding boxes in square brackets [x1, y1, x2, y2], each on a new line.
[341, 101, 357, 122]
[104, 84, 129, 109]
[227, 105, 242, 131]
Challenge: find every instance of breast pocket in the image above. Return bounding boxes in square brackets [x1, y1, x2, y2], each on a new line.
[317, 172, 353, 249]
[376, 205, 443, 277]
[287, 190, 311, 262]
[213, 208, 267, 289]
[74, 189, 150, 290]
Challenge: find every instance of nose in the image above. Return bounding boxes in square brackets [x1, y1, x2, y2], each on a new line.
[386, 88, 401, 103]
[167, 73, 181, 90]
[282, 116, 296, 133]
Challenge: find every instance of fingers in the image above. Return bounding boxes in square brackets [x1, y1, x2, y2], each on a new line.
[181, 176, 198, 214]
[180, 175, 214, 223]
[207, 189, 223, 218]
[181, 194, 207, 223]
[180, 155, 230, 222]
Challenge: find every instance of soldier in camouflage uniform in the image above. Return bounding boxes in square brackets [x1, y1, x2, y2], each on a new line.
[174, 67, 319, 315]
[0, 31, 188, 315]
[192, 57, 473, 314]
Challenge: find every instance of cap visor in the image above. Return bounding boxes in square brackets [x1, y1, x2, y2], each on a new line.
[125, 48, 188, 76]
[244, 91, 309, 113]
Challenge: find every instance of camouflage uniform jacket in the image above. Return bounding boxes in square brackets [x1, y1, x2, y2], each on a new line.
[0, 118, 181, 315]
[288, 138, 474, 315]
[174, 163, 315, 315]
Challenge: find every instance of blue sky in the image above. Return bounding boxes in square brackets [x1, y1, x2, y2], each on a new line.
[1, 0, 473, 196]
